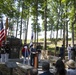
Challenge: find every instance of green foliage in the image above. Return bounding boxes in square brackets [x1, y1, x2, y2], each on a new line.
[0, 0, 76, 42]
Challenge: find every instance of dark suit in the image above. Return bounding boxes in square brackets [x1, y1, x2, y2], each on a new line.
[0, 71, 2, 75]
[30, 47, 36, 66]
[59, 46, 64, 59]
[39, 71, 54, 75]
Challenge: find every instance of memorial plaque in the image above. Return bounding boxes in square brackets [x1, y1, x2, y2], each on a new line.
[7, 37, 22, 58]
[6, 62, 17, 68]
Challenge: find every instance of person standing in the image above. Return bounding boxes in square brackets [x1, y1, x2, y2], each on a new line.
[71, 46, 75, 61]
[67, 44, 72, 60]
[5, 42, 11, 62]
[22, 43, 30, 64]
[1, 45, 5, 62]
[36, 43, 42, 62]
[59, 45, 65, 60]
[30, 44, 37, 66]
[73, 44, 76, 61]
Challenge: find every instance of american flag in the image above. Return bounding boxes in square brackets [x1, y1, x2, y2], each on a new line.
[0, 20, 5, 46]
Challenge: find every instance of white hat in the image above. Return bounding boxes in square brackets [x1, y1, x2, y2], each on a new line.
[66, 59, 76, 68]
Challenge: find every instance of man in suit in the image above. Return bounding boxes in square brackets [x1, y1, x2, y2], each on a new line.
[30, 44, 37, 66]
[39, 61, 54, 75]
[59, 45, 65, 60]
[5, 42, 11, 62]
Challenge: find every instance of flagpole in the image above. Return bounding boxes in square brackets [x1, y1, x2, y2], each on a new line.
[5, 17, 8, 41]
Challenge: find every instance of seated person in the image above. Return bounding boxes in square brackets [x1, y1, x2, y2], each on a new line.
[28, 68, 38, 75]
[55, 59, 66, 75]
[66, 59, 76, 75]
[39, 61, 54, 75]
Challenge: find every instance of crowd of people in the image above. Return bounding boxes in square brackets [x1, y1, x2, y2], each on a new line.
[58, 44, 76, 61]
[54, 59, 76, 75]
[42, 59, 76, 75]
[21, 43, 76, 75]
[21, 42, 42, 67]
[24, 58, 76, 75]
[0, 41, 76, 75]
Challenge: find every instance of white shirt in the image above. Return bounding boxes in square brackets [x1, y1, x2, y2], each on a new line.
[67, 46, 71, 53]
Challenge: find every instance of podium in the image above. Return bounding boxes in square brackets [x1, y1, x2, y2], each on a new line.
[34, 52, 38, 68]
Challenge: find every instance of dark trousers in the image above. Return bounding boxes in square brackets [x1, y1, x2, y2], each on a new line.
[0, 71, 3, 75]
[30, 54, 35, 66]
[59, 53, 64, 60]
[71, 51, 75, 61]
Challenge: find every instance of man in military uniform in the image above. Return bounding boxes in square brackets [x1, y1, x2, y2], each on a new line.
[0, 43, 5, 62]
[5, 41, 11, 62]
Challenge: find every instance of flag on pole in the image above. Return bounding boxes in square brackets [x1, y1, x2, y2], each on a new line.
[31, 30, 34, 41]
[31, 33, 33, 40]
[29, 31, 33, 48]
[0, 20, 5, 46]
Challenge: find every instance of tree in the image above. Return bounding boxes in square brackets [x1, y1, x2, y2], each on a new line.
[43, 0, 47, 50]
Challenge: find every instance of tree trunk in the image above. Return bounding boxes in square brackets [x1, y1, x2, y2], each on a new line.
[63, 14, 65, 47]
[36, 0, 38, 45]
[24, 19, 29, 43]
[55, 21, 59, 56]
[65, 3, 68, 48]
[20, 1, 24, 39]
[55, 21, 59, 46]
[71, 0, 76, 46]
[74, 0, 76, 22]
[34, 33, 36, 42]
[72, 23, 74, 47]
[16, 18, 18, 37]
[65, 22, 68, 48]
[34, 16, 36, 42]
[24, 9, 29, 43]
[43, 0, 47, 50]
[16, 0, 20, 38]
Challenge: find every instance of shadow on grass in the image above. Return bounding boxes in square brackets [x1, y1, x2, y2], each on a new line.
[47, 46, 59, 55]
[47, 46, 55, 52]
